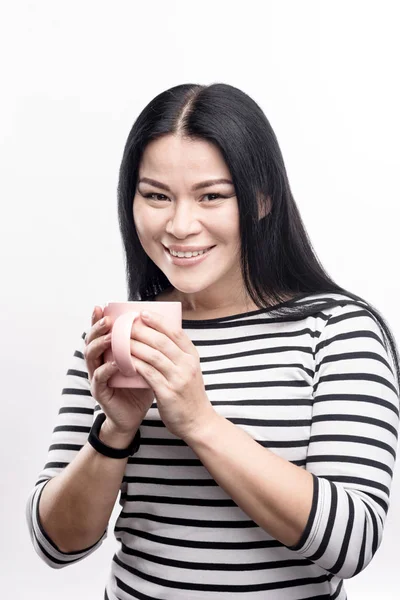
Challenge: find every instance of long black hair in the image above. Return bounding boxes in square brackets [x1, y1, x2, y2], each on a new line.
[117, 82, 399, 389]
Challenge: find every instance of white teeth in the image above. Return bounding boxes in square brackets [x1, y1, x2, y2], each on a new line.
[169, 247, 211, 258]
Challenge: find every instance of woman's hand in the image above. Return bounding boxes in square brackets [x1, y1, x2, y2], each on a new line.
[84, 306, 155, 438]
[126, 310, 218, 441]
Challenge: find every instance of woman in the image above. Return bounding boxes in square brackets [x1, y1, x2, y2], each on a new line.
[27, 83, 400, 600]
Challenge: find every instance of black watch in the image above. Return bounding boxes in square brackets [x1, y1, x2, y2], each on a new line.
[88, 412, 141, 459]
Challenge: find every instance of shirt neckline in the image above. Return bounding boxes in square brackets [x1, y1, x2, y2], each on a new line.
[177, 291, 312, 324]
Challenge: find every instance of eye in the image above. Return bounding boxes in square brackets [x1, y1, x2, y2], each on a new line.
[142, 192, 224, 202]
[203, 193, 223, 201]
[143, 193, 169, 201]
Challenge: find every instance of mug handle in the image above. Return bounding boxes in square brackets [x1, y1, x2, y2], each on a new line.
[111, 312, 139, 377]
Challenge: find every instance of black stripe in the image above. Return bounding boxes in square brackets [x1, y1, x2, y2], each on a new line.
[301, 597, 331, 600]
[311, 414, 398, 439]
[200, 345, 313, 363]
[313, 393, 399, 417]
[365, 501, 379, 555]
[329, 493, 355, 574]
[362, 492, 388, 514]
[34, 535, 81, 566]
[140, 417, 311, 428]
[195, 327, 317, 344]
[127, 449, 307, 466]
[331, 579, 344, 600]
[324, 474, 389, 495]
[66, 369, 89, 379]
[120, 493, 236, 507]
[133, 436, 310, 449]
[288, 474, 319, 551]
[35, 478, 51, 486]
[128, 456, 201, 466]
[206, 379, 311, 390]
[314, 350, 393, 374]
[104, 588, 121, 600]
[44, 462, 69, 470]
[327, 308, 376, 327]
[258, 438, 310, 448]
[119, 512, 257, 528]
[300, 597, 331, 600]
[114, 577, 156, 600]
[229, 417, 311, 426]
[122, 476, 217, 486]
[316, 372, 398, 396]
[316, 330, 385, 353]
[49, 443, 83, 452]
[120, 541, 313, 571]
[114, 556, 330, 592]
[114, 526, 282, 549]
[306, 454, 393, 476]
[308, 480, 338, 561]
[353, 518, 367, 576]
[58, 406, 93, 415]
[202, 361, 314, 377]
[210, 397, 314, 406]
[309, 434, 397, 458]
[53, 425, 91, 433]
[74, 350, 84, 359]
[61, 388, 92, 396]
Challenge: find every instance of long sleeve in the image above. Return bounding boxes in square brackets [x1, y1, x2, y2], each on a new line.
[26, 331, 107, 568]
[288, 303, 399, 578]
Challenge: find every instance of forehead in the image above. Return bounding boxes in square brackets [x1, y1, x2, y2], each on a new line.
[139, 134, 231, 178]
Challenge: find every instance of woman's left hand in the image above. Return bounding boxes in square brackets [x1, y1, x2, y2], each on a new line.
[129, 310, 218, 441]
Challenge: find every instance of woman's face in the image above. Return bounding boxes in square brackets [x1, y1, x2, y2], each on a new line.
[133, 134, 246, 305]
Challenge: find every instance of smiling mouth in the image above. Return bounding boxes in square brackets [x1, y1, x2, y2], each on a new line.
[165, 246, 215, 257]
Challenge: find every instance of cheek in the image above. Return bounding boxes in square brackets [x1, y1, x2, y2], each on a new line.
[215, 209, 240, 238]
[133, 203, 148, 237]
[133, 205, 163, 245]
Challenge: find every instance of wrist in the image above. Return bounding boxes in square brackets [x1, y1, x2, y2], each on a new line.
[99, 418, 139, 450]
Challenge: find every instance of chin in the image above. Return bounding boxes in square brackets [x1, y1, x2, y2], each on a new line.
[169, 280, 212, 295]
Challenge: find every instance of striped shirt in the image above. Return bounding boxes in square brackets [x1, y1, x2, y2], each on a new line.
[26, 292, 399, 600]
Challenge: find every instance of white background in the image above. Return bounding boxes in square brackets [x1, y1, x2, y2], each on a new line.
[1, 1, 399, 598]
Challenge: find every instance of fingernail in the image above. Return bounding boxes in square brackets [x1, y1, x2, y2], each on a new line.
[99, 318, 105, 326]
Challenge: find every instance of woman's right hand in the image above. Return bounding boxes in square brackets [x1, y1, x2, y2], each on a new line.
[84, 306, 155, 438]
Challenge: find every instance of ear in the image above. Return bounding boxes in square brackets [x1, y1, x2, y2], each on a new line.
[258, 195, 272, 220]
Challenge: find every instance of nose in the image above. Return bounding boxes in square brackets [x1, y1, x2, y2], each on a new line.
[165, 201, 202, 239]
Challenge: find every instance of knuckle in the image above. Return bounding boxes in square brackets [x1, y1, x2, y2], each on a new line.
[188, 360, 198, 378]
[157, 338, 169, 353]
[173, 328, 183, 341]
[92, 366, 101, 381]
[151, 350, 162, 364]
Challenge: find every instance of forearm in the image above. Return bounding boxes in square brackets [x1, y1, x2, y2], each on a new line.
[39, 418, 137, 553]
[184, 413, 314, 547]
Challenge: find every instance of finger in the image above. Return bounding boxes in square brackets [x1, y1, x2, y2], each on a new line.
[85, 332, 112, 366]
[92, 305, 103, 325]
[86, 308, 110, 347]
[139, 310, 193, 355]
[91, 360, 119, 399]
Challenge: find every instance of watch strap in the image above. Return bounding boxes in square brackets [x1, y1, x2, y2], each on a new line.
[88, 412, 141, 459]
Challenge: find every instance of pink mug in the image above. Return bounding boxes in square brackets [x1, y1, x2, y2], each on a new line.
[103, 301, 182, 388]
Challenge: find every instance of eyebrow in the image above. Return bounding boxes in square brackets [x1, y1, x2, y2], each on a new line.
[138, 177, 234, 192]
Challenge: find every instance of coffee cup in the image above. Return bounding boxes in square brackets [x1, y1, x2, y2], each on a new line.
[103, 301, 182, 388]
